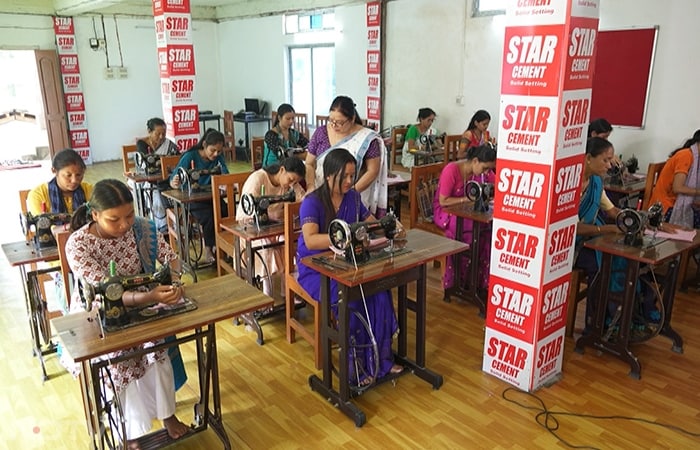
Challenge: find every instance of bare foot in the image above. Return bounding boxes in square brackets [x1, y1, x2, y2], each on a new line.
[163, 415, 189, 440]
[126, 440, 141, 450]
[390, 363, 404, 374]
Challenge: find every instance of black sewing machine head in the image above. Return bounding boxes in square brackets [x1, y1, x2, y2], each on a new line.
[78, 261, 173, 329]
[275, 145, 305, 162]
[240, 189, 295, 226]
[20, 211, 71, 249]
[606, 162, 624, 186]
[328, 213, 398, 264]
[175, 163, 222, 194]
[418, 132, 446, 152]
[465, 180, 494, 213]
[134, 152, 162, 175]
[616, 202, 664, 247]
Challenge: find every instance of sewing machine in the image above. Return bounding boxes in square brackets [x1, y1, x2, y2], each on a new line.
[77, 261, 174, 330]
[20, 211, 71, 249]
[274, 145, 306, 162]
[607, 163, 625, 186]
[328, 213, 401, 264]
[616, 202, 664, 248]
[240, 189, 295, 227]
[175, 162, 223, 194]
[133, 152, 162, 176]
[465, 180, 494, 213]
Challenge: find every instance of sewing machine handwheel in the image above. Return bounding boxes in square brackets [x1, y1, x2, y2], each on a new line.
[465, 180, 481, 202]
[616, 209, 642, 234]
[76, 276, 96, 311]
[241, 193, 255, 216]
[328, 219, 352, 251]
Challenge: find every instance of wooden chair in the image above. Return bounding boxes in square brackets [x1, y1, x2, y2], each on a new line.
[284, 201, 321, 369]
[211, 172, 250, 277]
[55, 229, 73, 311]
[565, 269, 588, 337]
[160, 155, 180, 181]
[122, 144, 137, 174]
[293, 113, 309, 138]
[223, 110, 236, 162]
[315, 115, 328, 128]
[641, 161, 666, 210]
[443, 134, 462, 162]
[409, 162, 445, 234]
[251, 136, 264, 171]
[391, 126, 409, 170]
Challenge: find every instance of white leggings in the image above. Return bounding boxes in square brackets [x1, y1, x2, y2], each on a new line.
[118, 359, 176, 439]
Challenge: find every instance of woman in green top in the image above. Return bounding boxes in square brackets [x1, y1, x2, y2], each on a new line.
[400, 107, 440, 168]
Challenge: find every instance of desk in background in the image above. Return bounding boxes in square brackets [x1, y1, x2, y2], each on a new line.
[219, 218, 287, 345]
[52, 274, 272, 450]
[124, 172, 164, 219]
[233, 115, 271, 161]
[2, 241, 60, 381]
[604, 174, 646, 208]
[161, 188, 214, 282]
[303, 229, 467, 427]
[441, 203, 494, 316]
[199, 113, 222, 132]
[387, 171, 411, 218]
[575, 232, 700, 379]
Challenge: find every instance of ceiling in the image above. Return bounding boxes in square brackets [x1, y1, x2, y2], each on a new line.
[5, 0, 360, 21]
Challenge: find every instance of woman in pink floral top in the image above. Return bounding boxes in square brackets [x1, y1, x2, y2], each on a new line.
[65, 179, 190, 443]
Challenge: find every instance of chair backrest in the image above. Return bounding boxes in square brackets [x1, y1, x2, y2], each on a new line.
[211, 172, 251, 229]
[19, 189, 31, 240]
[251, 136, 264, 171]
[443, 134, 462, 162]
[223, 110, 235, 148]
[641, 161, 666, 210]
[409, 162, 445, 228]
[56, 229, 73, 309]
[315, 115, 329, 128]
[284, 201, 302, 277]
[160, 155, 181, 181]
[293, 113, 309, 138]
[391, 126, 409, 167]
[122, 144, 137, 174]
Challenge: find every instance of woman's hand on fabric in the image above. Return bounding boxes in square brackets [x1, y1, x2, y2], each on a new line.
[171, 175, 181, 189]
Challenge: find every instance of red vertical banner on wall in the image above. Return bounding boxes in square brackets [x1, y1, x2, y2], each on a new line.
[483, 0, 599, 391]
[153, 0, 199, 151]
[53, 17, 92, 164]
[365, 1, 381, 128]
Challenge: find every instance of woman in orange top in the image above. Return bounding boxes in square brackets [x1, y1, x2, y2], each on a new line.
[648, 130, 700, 228]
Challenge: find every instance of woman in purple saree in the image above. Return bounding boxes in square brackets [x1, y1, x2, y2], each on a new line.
[297, 148, 403, 387]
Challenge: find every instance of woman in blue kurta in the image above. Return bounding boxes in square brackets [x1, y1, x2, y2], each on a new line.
[169, 129, 229, 263]
[297, 148, 402, 385]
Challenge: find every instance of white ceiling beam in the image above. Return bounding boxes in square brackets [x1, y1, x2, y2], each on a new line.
[216, 0, 363, 20]
[53, 0, 122, 16]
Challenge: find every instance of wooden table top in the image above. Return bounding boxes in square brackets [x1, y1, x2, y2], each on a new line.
[124, 172, 164, 183]
[387, 171, 412, 186]
[51, 274, 272, 362]
[604, 178, 647, 194]
[584, 231, 700, 265]
[301, 229, 467, 287]
[162, 188, 213, 204]
[2, 240, 59, 267]
[219, 218, 286, 241]
[442, 203, 494, 223]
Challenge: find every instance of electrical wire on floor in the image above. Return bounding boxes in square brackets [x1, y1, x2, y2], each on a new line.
[501, 387, 700, 449]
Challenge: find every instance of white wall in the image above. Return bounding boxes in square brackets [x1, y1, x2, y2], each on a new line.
[0, 14, 220, 162]
[2, 0, 699, 168]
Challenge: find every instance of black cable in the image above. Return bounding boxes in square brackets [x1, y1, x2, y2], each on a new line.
[501, 388, 700, 449]
[113, 15, 124, 67]
[100, 14, 109, 68]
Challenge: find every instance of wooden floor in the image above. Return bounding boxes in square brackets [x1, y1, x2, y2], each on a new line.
[1, 159, 700, 449]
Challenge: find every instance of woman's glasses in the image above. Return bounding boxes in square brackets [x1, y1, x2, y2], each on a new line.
[328, 118, 349, 128]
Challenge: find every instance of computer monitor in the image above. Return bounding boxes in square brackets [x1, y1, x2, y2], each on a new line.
[244, 98, 261, 115]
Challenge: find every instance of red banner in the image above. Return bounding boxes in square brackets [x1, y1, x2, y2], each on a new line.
[366, 1, 380, 27]
[153, 0, 191, 15]
[366, 50, 380, 75]
[53, 16, 74, 35]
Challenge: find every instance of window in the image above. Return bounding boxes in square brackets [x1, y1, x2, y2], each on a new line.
[288, 46, 335, 122]
[473, 0, 507, 17]
[284, 12, 335, 34]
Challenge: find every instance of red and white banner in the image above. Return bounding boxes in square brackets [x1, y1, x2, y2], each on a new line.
[364, 1, 382, 131]
[153, 0, 199, 149]
[484, 0, 600, 391]
[53, 16, 92, 164]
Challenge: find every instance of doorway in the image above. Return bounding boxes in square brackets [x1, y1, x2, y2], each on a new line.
[0, 50, 50, 162]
